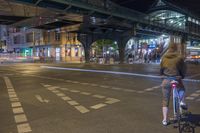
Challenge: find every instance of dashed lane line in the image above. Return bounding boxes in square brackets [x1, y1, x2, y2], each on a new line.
[92, 95, 106, 99]
[186, 97, 195, 100]
[4, 77, 32, 133]
[144, 85, 161, 92]
[74, 106, 90, 114]
[186, 89, 200, 101]
[91, 103, 107, 109]
[80, 92, 91, 95]
[14, 73, 153, 94]
[186, 73, 200, 78]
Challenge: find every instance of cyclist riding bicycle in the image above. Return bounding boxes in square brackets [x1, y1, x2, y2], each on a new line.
[160, 42, 187, 126]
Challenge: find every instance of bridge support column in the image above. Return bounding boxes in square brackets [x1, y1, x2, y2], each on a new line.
[77, 33, 93, 63]
[117, 36, 132, 64]
[181, 34, 188, 58]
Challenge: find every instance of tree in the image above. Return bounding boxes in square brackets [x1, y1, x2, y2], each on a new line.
[94, 39, 118, 56]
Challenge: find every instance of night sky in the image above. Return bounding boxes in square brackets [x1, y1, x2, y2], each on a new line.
[111, 0, 200, 17]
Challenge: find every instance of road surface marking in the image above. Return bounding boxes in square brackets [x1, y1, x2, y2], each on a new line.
[111, 87, 122, 90]
[186, 90, 200, 101]
[187, 73, 200, 78]
[105, 98, 120, 104]
[8, 91, 16, 95]
[14, 114, 27, 123]
[123, 89, 136, 92]
[27, 74, 160, 95]
[71, 81, 80, 84]
[68, 101, 79, 106]
[43, 83, 120, 113]
[190, 93, 200, 97]
[35, 95, 49, 103]
[47, 86, 59, 91]
[61, 96, 71, 101]
[145, 88, 155, 91]
[13, 107, 24, 114]
[4, 77, 14, 88]
[52, 90, 60, 93]
[17, 123, 32, 133]
[91, 103, 107, 109]
[41, 66, 200, 83]
[60, 88, 69, 91]
[8, 88, 15, 92]
[80, 82, 89, 85]
[100, 85, 109, 88]
[137, 91, 145, 94]
[74, 106, 90, 113]
[11, 102, 22, 107]
[43, 84, 51, 87]
[144, 85, 161, 92]
[91, 84, 98, 86]
[43, 84, 90, 114]
[65, 80, 73, 82]
[9, 94, 18, 98]
[186, 97, 195, 100]
[80, 92, 91, 95]
[10, 97, 19, 102]
[40, 66, 161, 79]
[70, 90, 80, 93]
[4, 76, 32, 133]
[93, 95, 106, 99]
[56, 93, 66, 97]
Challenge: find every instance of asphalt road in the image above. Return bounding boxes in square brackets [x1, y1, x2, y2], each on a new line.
[0, 63, 200, 133]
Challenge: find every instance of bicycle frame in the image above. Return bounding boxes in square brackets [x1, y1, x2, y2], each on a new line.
[171, 80, 182, 117]
[171, 80, 182, 133]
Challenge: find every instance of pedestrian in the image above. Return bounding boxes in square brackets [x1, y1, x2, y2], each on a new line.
[160, 42, 187, 126]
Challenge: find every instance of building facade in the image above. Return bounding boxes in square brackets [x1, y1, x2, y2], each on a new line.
[5, 26, 84, 62]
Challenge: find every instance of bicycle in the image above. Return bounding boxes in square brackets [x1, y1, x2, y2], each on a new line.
[167, 77, 187, 133]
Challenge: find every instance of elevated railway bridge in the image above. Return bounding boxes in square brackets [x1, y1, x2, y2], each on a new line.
[1, 0, 200, 63]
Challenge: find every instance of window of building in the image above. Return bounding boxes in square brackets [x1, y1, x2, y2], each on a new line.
[149, 10, 186, 29]
[55, 31, 60, 41]
[26, 33, 33, 43]
[13, 35, 21, 44]
[47, 31, 50, 42]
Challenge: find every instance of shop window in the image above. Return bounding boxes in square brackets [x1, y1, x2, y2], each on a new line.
[66, 48, 71, 56]
[75, 48, 79, 57]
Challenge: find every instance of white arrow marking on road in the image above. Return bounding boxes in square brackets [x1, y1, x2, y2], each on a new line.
[35, 95, 49, 103]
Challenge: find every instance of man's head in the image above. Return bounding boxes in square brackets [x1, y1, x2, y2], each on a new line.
[168, 43, 178, 52]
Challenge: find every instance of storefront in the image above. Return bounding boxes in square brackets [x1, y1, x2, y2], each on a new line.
[65, 44, 84, 62]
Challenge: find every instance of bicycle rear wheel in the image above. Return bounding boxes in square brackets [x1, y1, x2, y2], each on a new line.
[174, 97, 182, 133]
